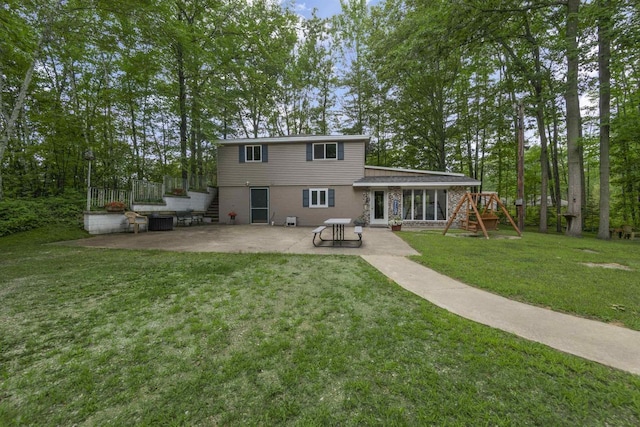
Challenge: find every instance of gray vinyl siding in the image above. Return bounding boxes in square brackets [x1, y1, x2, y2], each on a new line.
[218, 142, 365, 187]
[218, 185, 363, 226]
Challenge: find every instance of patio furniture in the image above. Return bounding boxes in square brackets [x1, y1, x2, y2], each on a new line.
[176, 210, 194, 226]
[148, 215, 173, 231]
[325, 218, 351, 243]
[312, 218, 363, 247]
[353, 226, 363, 247]
[312, 226, 327, 246]
[191, 211, 204, 224]
[124, 211, 148, 234]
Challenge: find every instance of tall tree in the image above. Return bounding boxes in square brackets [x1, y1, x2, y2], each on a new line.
[0, 0, 55, 199]
[597, 0, 612, 239]
[565, 0, 584, 237]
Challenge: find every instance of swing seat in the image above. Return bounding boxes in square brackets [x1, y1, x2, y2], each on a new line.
[480, 214, 499, 231]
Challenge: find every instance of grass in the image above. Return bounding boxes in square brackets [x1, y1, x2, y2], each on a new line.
[400, 229, 640, 331]
[1, 226, 639, 425]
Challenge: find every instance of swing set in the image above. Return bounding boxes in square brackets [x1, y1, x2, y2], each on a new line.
[443, 192, 521, 239]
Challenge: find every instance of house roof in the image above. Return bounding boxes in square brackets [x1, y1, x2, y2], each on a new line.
[353, 175, 481, 188]
[356, 165, 480, 188]
[365, 165, 466, 177]
[217, 135, 370, 145]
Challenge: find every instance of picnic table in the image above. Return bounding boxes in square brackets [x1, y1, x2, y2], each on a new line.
[312, 218, 363, 247]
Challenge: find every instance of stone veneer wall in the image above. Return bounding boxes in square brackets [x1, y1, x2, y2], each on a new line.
[361, 191, 370, 225]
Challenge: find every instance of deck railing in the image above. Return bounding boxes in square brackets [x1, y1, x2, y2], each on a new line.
[87, 174, 215, 210]
[164, 174, 214, 194]
[89, 188, 131, 210]
[132, 180, 164, 203]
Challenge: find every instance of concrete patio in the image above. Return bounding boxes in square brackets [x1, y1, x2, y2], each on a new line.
[70, 224, 420, 256]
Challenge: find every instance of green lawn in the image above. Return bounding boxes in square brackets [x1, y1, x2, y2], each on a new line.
[400, 229, 640, 331]
[1, 227, 639, 425]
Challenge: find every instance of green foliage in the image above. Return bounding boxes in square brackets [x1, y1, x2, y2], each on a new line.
[0, 194, 85, 237]
[2, 0, 640, 235]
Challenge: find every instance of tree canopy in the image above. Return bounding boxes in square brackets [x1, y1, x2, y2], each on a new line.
[1, 0, 639, 234]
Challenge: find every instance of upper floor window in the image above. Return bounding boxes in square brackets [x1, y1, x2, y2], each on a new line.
[306, 142, 344, 161]
[239, 144, 268, 163]
[313, 143, 337, 160]
[245, 145, 262, 162]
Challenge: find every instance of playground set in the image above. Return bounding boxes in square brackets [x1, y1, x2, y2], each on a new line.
[443, 192, 521, 239]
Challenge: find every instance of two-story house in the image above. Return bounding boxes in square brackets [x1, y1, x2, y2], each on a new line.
[216, 135, 480, 227]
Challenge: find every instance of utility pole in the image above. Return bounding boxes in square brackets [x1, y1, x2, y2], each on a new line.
[517, 103, 525, 231]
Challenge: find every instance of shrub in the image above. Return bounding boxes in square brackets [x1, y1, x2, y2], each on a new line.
[0, 194, 85, 237]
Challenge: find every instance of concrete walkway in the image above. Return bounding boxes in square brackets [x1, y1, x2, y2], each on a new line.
[362, 255, 640, 375]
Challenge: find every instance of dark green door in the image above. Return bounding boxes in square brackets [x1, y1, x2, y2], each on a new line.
[250, 188, 269, 224]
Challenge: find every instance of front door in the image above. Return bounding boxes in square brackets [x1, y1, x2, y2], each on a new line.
[250, 188, 269, 224]
[370, 190, 388, 225]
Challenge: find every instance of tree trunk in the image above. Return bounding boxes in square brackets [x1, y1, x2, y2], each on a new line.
[177, 40, 189, 185]
[597, 0, 611, 240]
[565, 0, 583, 237]
[0, 41, 41, 200]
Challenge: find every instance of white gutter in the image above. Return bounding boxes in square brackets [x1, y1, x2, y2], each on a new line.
[218, 135, 370, 145]
[353, 181, 480, 188]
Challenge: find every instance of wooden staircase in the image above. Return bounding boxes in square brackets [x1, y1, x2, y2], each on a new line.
[204, 191, 219, 223]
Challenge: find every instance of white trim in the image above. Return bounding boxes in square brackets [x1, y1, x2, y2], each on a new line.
[353, 181, 479, 188]
[245, 145, 262, 162]
[402, 188, 448, 221]
[370, 190, 388, 225]
[365, 165, 465, 177]
[312, 142, 337, 160]
[218, 135, 369, 145]
[309, 188, 328, 208]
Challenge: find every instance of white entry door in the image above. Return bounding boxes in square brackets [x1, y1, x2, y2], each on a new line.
[370, 190, 388, 225]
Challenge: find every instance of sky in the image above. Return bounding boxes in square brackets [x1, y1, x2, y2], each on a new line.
[290, 0, 380, 19]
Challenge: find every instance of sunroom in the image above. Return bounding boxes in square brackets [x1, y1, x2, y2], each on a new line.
[353, 167, 481, 227]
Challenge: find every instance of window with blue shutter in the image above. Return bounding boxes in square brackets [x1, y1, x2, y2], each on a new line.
[305, 188, 333, 208]
[240, 145, 267, 162]
[309, 142, 342, 160]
